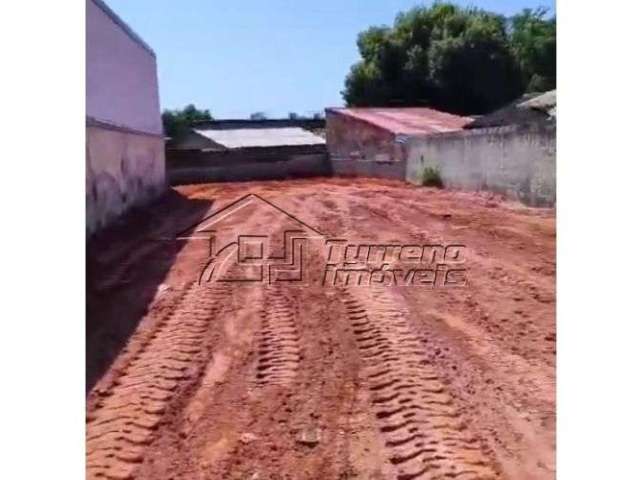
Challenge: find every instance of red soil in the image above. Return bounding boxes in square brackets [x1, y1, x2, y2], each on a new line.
[86, 178, 555, 480]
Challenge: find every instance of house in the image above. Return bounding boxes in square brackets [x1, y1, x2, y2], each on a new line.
[325, 107, 472, 179]
[166, 119, 328, 184]
[86, 0, 165, 235]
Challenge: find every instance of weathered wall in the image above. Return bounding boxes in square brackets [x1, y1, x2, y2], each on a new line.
[86, 122, 166, 234]
[330, 160, 406, 180]
[86, 0, 166, 235]
[406, 124, 556, 206]
[168, 131, 225, 151]
[167, 146, 329, 184]
[325, 110, 407, 178]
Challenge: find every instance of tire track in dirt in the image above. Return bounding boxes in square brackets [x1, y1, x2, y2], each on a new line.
[341, 286, 502, 480]
[96, 242, 170, 291]
[88, 179, 554, 480]
[86, 282, 228, 480]
[87, 284, 193, 401]
[255, 286, 301, 387]
[343, 192, 555, 368]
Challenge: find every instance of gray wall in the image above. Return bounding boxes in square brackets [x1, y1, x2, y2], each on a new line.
[406, 124, 556, 207]
[330, 159, 406, 180]
[167, 146, 330, 184]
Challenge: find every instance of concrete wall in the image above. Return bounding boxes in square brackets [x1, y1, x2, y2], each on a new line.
[167, 146, 330, 184]
[326, 110, 407, 179]
[330, 159, 406, 180]
[406, 124, 556, 206]
[86, 0, 162, 134]
[168, 131, 225, 151]
[86, 0, 166, 235]
[193, 118, 325, 131]
[86, 122, 166, 234]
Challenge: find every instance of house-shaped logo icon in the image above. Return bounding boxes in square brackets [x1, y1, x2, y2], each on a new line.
[175, 193, 325, 285]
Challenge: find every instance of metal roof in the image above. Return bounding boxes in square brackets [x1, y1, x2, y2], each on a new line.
[327, 107, 472, 135]
[193, 127, 325, 149]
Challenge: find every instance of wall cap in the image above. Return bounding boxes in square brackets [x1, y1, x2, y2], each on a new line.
[90, 0, 156, 58]
[405, 122, 556, 145]
[86, 116, 165, 138]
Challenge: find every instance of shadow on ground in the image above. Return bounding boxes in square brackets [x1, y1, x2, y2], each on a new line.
[86, 189, 213, 392]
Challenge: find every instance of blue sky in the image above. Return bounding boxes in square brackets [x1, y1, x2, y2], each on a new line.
[106, 0, 554, 119]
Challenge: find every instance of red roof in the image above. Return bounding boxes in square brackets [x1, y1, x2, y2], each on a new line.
[328, 107, 472, 136]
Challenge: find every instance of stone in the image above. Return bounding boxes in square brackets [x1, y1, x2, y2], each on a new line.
[297, 427, 321, 447]
[240, 432, 258, 444]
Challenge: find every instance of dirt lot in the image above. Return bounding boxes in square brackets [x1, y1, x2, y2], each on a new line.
[86, 178, 555, 480]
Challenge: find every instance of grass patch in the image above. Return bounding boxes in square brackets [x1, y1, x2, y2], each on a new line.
[421, 166, 443, 188]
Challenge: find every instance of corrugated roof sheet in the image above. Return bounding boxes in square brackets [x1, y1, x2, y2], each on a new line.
[193, 127, 326, 149]
[328, 107, 472, 135]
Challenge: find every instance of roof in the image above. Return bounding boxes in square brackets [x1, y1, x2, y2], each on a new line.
[90, 0, 156, 57]
[193, 127, 326, 149]
[519, 90, 556, 117]
[466, 90, 556, 129]
[327, 107, 472, 135]
[192, 118, 325, 131]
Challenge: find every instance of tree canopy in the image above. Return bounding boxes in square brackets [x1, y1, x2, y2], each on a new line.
[342, 3, 555, 115]
[162, 104, 213, 139]
[510, 8, 556, 92]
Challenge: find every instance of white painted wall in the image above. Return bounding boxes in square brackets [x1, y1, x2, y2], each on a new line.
[86, 0, 162, 135]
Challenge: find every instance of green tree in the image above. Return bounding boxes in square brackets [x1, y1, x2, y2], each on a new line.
[510, 8, 556, 92]
[162, 104, 213, 139]
[342, 3, 555, 115]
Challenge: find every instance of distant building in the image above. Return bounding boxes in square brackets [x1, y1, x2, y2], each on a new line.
[324, 103, 554, 207]
[325, 107, 472, 179]
[166, 119, 328, 184]
[168, 118, 326, 151]
[86, 0, 166, 235]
